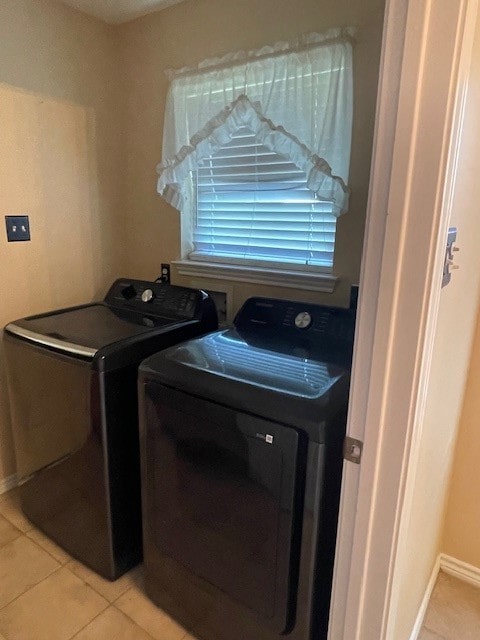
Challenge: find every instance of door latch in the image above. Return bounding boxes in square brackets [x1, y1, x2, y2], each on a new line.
[442, 227, 459, 287]
[343, 436, 363, 464]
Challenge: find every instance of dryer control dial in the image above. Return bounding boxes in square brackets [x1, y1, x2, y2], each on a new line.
[141, 289, 154, 303]
[294, 311, 312, 329]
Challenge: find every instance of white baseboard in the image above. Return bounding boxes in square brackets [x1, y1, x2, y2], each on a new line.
[0, 473, 18, 495]
[439, 553, 480, 589]
[409, 553, 480, 640]
[409, 556, 441, 640]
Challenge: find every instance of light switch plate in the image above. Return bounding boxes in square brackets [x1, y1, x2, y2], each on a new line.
[5, 216, 30, 242]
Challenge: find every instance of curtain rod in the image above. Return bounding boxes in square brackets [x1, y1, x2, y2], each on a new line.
[166, 31, 355, 81]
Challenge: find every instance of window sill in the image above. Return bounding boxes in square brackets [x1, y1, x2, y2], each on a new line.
[172, 260, 338, 293]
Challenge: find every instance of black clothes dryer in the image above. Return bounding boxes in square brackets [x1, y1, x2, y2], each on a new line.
[138, 296, 355, 640]
[4, 278, 217, 580]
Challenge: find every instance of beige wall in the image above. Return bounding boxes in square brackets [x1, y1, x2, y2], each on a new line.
[443, 312, 480, 567]
[117, 0, 385, 316]
[390, 8, 480, 638]
[0, 0, 122, 483]
[442, 16, 480, 558]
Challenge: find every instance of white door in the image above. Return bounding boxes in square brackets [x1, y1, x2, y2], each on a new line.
[329, 0, 480, 638]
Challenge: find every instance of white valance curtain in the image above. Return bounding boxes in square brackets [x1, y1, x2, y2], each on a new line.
[157, 28, 354, 215]
[158, 94, 349, 213]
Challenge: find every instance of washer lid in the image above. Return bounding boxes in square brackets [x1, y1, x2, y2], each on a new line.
[5, 303, 176, 358]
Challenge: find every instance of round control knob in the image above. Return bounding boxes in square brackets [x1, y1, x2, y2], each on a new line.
[121, 285, 136, 300]
[141, 288, 154, 303]
[294, 311, 312, 329]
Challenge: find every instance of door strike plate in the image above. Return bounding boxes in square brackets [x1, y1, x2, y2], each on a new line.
[343, 436, 363, 464]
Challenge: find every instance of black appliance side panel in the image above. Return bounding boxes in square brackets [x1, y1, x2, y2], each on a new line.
[311, 406, 348, 640]
[141, 382, 302, 635]
[5, 337, 115, 578]
[4, 336, 143, 580]
[103, 364, 143, 576]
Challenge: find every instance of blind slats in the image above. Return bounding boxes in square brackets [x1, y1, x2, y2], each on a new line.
[197, 209, 334, 217]
[193, 127, 337, 268]
[196, 223, 336, 232]
[198, 193, 329, 202]
[199, 167, 305, 178]
[201, 152, 284, 164]
[195, 233, 335, 244]
[193, 247, 334, 259]
[197, 212, 335, 221]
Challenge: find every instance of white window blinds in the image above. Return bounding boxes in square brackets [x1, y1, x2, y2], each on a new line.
[193, 127, 337, 267]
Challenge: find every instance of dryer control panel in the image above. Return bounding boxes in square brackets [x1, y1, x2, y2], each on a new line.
[234, 297, 356, 362]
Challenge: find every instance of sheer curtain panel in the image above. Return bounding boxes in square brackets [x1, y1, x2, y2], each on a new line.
[157, 28, 353, 270]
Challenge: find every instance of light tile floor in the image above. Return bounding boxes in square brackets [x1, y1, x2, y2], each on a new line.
[418, 571, 480, 639]
[2, 488, 478, 640]
[0, 488, 196, 640]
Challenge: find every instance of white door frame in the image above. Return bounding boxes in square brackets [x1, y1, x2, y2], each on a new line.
[329, 0, 479, 638]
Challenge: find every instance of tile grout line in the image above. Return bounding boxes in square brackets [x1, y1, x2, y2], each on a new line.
[0, 526, 22, 552]
[0, 562, 63, 613]
[109, 587, 191, 640]
[90, 603, 159, 640]
[0, 535, 191, 640]
[25, 531, 71, 566]
[22, 531, 62, 563]
[108, 567, 147, 604]
[0, 513, 34, 535]
[0, 511, 34, 534]
[0, 545, 113, 639]
[0, 494, 192, 640]
[65, 563, 137, 607]
[67, 605, 115, 640]
[58, 563, 114, 607]
[0, 490, 34, 530]
[58, 565, 163, 637]
[109, 599, 169, 640]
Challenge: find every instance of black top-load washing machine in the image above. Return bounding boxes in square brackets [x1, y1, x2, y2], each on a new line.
[138, 296, 356, 640]
[3, 278, 217, 580]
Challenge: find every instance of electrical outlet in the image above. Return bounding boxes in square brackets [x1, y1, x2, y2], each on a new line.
[5, 216, 30, 242]
[160, 263, 171, 284]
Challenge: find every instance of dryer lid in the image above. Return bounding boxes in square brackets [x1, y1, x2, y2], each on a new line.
[166, 329, 345, 400]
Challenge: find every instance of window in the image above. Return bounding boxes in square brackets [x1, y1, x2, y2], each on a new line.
[157, 29, 353, 287]
[193, 127, 337, 268]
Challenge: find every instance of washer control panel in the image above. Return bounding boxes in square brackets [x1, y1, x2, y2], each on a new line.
[106, 279, 207, 319]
